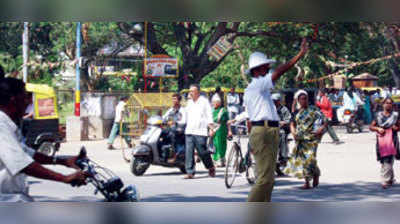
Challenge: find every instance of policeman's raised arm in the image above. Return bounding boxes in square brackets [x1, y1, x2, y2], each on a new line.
[271, 38, 309, 83]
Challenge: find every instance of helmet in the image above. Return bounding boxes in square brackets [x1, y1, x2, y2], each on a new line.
[271, 93, 281, 101]
[246, 52, 276, 75]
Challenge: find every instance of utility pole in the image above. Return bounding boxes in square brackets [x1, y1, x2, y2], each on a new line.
[75, 22, 81, 116]
[22, 22, 29, 83]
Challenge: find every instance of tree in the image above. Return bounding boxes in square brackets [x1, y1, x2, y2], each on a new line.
[118, 22, 319, 90]
[1, 22, 399, 90]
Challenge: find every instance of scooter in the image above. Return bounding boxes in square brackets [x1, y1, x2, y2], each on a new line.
[342, 106, 364, 133]
[73, 147, 140, 202]
[130, 116, 186, 176]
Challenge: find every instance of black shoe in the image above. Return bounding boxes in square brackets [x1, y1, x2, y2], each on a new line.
[107, 144, 114, 150]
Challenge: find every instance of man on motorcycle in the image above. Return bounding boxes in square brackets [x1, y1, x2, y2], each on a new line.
[162, 93, 186, 164]
[0, 78, 89, 202]
[337, 88, 364, 123]
[271, 93, 291, 176]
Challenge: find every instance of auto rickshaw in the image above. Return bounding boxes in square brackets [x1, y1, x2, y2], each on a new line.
[21, 83, 62, 155]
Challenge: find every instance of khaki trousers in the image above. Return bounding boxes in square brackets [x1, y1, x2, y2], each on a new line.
[247, 123, 279, 202]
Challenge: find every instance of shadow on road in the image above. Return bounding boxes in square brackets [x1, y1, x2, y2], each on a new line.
[33, 195, 101, 202]
[143, 194, 245, 202]
[145, 171, 209, 176]
[272, 181, 400, 201]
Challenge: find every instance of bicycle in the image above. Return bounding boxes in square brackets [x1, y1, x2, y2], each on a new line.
[224, 124, 257, 189]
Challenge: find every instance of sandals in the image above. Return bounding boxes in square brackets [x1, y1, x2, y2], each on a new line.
[208, 167, 216, 177]
[300, 182, 312, 190]
[183, 174, 195, 179]
[300, 176, 318, 190]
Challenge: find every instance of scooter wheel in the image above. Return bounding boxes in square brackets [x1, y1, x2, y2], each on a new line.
[130, 157, 150, 176]
[38, 142, 55, 156]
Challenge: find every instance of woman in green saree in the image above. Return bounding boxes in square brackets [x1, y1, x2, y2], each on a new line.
[210, 94, 232, 167]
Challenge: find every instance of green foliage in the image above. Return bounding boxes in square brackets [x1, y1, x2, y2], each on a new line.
[1, 22, 400, 90]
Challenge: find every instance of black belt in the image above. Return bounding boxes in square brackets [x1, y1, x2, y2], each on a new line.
[251, 120, 279, 127]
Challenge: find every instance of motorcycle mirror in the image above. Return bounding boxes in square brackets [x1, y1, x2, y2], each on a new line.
[79, 146, 87, 158]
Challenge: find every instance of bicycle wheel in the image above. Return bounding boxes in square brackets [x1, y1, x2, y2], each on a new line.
[246, 151, 257, 185]
[225, 144, 240, 189]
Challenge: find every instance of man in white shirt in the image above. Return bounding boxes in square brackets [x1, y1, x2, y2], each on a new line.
[183, 84, 215, 179]
[162, 93, 186, 163]
[381, 87, 392, 99]
[244, 38, 308, 202]
[107, 96, 132, 150]
[392, 87, 400, 96]
[0, 78, 89, 202]
[227, 87, 240, 120]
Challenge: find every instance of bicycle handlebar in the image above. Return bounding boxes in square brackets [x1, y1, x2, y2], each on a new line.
[230, 124, 247, 129]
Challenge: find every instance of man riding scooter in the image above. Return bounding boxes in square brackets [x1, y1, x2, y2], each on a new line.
[272, 93, 292, 176]
[337, 88, 364, 133]
[162, 93, 186, 164]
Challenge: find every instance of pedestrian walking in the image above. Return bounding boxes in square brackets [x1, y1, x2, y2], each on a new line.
[227, 87, 240, 120]
[107, 96, 132, 150]
[210, 94, 231, 167]
[244, 38, 308, 202]
[184, 84, 216, 179]
[271, 93, 292, 176]
[369, 97, 400, 189]
[284, 90, 328, 190]
[315, 88, 341, 144]
[362, 90, 373, 124]
[212, 86, 225, 106]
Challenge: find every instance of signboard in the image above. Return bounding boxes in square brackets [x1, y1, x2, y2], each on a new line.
[35, 97, 57, 119]
[207, 34, 234, 61]
[144, 55, 178, 78]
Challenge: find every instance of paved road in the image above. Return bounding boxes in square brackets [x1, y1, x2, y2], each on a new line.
[30, 127, 400, 202]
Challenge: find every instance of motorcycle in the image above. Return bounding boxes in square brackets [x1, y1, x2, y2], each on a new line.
[73, 147, 140, 202]
[130, 115, 187, 176]
[342, 106, 364, 133]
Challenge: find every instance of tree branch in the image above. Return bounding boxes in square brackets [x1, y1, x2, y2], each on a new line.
[173, 23, 191, 59]
[118, 22, 168, 55]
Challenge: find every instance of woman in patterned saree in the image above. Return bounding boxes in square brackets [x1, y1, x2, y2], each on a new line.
[369, 97, 400, 189]
[284, 90, 328, 189]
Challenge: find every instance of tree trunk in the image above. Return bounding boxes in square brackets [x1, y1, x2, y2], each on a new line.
[389, 59, 400, 88]
[79, 66, 94, 91]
